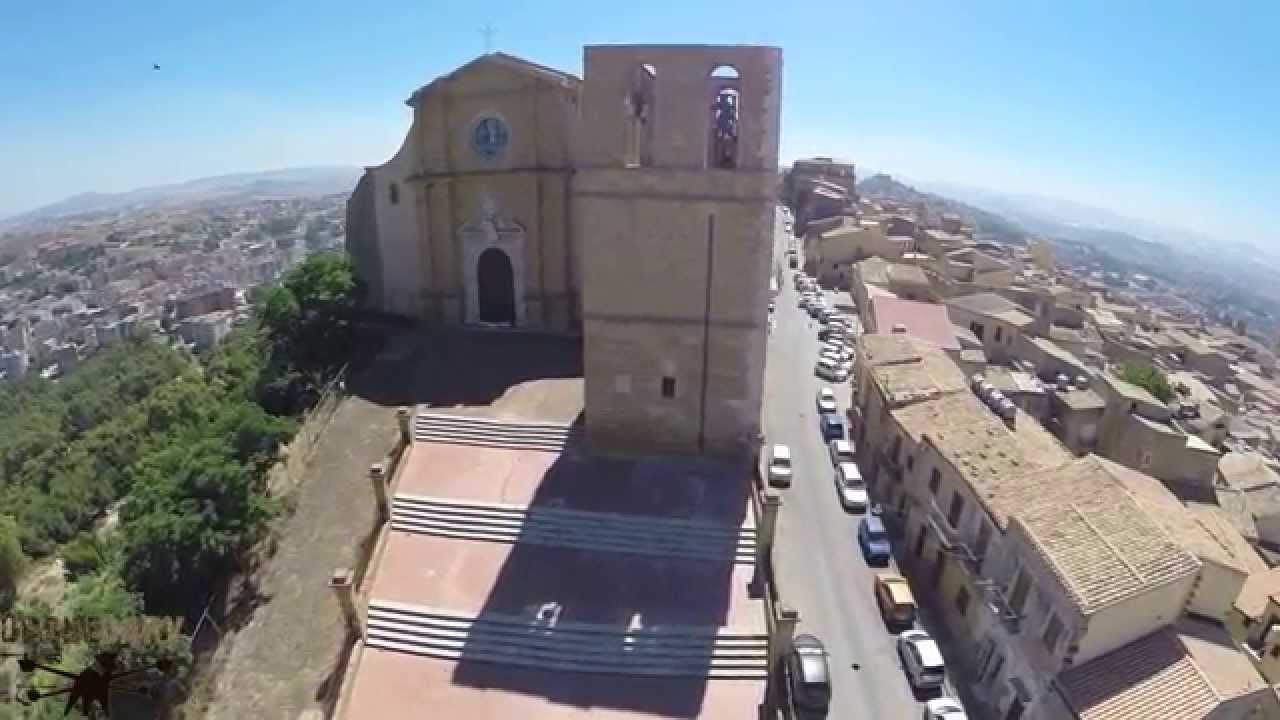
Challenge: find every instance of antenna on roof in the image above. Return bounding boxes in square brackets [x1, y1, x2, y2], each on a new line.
[481, 23, 496, 54]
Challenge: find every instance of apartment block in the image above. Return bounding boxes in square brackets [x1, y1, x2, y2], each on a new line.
[849, 334, 1277, 720]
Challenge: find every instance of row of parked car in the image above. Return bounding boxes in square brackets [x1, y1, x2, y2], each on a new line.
[768, 275, 969, 720]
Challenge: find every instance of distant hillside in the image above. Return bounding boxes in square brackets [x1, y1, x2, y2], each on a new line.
[856, 173, 1028, 244]
[1, 166, 362, 229]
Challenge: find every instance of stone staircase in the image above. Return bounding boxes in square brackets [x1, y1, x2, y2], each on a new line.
[391, 494, 757, 565]
[413, 412, 578, 452]
[364, 600, 769, 679]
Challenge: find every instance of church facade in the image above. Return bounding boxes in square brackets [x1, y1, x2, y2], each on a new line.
[346, 45, 782, 456]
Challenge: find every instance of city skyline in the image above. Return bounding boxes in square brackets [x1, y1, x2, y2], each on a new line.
[2, 1, 1276, 245]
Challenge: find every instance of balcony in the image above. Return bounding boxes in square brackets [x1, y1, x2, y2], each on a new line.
[878, 448, 904, 483]
[926, 502, 980, 572]
[975, 579, 1022, 634]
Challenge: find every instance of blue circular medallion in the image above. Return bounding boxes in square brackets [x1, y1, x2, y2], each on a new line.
[470, 115, 510, 160]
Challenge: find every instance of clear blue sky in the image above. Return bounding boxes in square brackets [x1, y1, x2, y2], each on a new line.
[2, 1, 1276, 245]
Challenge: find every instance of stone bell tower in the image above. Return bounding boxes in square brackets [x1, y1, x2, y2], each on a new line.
[573, 45, 783, 458]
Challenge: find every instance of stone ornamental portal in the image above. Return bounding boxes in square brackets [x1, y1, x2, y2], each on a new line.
[460, 198, 527, 327]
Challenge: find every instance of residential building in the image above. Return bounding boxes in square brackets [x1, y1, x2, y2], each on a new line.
[1050, 617, 1279, 720]
[945, 292, 1037, 364]
[802, 218, 911, 288]
[1029, 239, 1054, 271]
[177, 310, 233, 351]
[1094, 371, 1222, 489]
[850, 333, 1273, 720]
[850, 257, 932, 323]
[783, 156, 856, 236]
[174, 285, 237, 319]
[1217, 452, 1280, 553]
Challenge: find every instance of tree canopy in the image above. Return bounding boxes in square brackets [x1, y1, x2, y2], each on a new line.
[1117, 363, 1174, 403]
[0, 252, 361, 711]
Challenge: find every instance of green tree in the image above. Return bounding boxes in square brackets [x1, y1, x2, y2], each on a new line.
[0, 514, 25, 610]
[62, 532, 113, 579]
[262, 253, 363, 371]
[65, 570, 142, 620]
[1117, 364, 1174, 403]
[120, 439, 276, 615]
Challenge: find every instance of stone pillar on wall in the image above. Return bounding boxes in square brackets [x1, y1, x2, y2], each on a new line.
[763, 603, 799, 716]
[369, 462, 390, 522]
[397, 408, 412, 445]
[329, 568, 361, 636]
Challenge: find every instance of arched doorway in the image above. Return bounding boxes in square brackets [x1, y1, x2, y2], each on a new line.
[477, 248, 516, 324]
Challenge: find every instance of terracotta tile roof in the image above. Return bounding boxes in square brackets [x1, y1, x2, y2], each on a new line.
[1010, 457, 1202, 615]
[945, 292, 1036, 328]
[861, 335, 969, 408]
[1236, 567, 1280, 619]
[1058, 618, 1268, 720]
[910, 400, 1072, 522]
[1219, 452, 1280, 491]
[853, 257, 892, 286]
[887, 263, 929, 287]
[870, 296, 960, 351]
[1093, 457, 1264, 575]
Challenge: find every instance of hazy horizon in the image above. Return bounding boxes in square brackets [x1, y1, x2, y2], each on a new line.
[3, 1, 1276, 246]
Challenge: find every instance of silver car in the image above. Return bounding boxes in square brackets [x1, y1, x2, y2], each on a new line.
[897, 630, 946, 691]
[834, 462, 868, 512]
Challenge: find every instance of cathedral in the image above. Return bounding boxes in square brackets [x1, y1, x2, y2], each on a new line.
[346, 45, 782, 456]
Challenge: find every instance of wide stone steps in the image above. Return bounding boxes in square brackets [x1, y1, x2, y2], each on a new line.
[364, 600, 768, 679]
[413, 412, 578, 452]
[391, 494, 757, 565]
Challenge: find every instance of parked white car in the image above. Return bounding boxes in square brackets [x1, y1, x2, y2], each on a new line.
[828, 439, 856, 466]
[923, 697, 968, 720]
[897, 630, 947, 691]
[816, 387, 838, 414]
[814, 358, 847, 382]
[767, 444, 793, 488]
[821, 342, 852, 362]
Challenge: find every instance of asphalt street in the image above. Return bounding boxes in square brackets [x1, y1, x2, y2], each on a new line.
[764, 212, 957, 719]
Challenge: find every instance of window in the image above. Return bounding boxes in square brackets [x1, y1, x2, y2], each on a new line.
[975, 522, 992, 559]
[984, 652, 1005, 683]
[1271, 646, 1280, 659]
[1139, 448, 1153, 469]
[929, 468, 941, 495]
[707, 65, 740, 169]
[906, 454, 915, 471]
[661, 376, 676, 398]
[970, 322, 985, 340]
[1009, 569, 1031, 615]
[994, 326, 1003, 343]
[955, 587, 971, 616]
[947, 492, 965, 528]
[1043, 613, 1064, 652]
[389, 182, 400, 205]
[624, 64, 656, 167]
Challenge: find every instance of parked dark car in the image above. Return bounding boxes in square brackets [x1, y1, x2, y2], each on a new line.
[858, 515, 892, 566]
[819, 412, 845, 441]
[786, 633, 831, 717]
